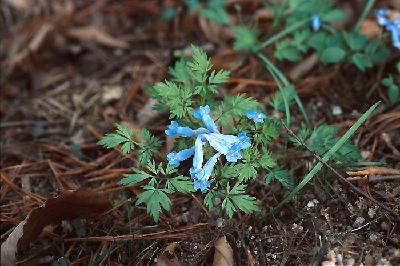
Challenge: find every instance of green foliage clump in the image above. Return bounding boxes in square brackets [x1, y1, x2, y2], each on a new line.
[98, 45, 368, 222]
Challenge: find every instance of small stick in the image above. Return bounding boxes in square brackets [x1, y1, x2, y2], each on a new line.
[347, 175, 400, 182]
[282, 122, 400, 222]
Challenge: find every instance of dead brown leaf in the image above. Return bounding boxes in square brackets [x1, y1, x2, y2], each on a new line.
[1, 188, 111, 266]
[67, 26, 129, 49]
[346, 166, 400, 176]
[156, 242, 182, 266]
[245, 246, 256, 266]
[360, 19, 380, 39]
[213, 236, 234, 266]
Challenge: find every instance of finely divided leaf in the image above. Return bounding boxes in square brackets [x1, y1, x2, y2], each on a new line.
[223, 183, 259, 218]
[233, 26, 259, 50]
[118, 168, 153, 186]
[136, 186, 171, 222]
[218, 94, 259, 126]
[97, 124, 136, 155]
[209, 70, 230, 84]
[137, 129, 163, 166]
[188, 44, 211, 82]
[169, 58, 191, 84]
[166, 176, 194, 193]
[264, 167, 294, 189]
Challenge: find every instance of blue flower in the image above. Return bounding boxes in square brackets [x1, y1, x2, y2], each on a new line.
[202, 133, 239, 155]
[194, 105, 219, 133]
[394, 18, 400, 29]
[165, 105, 252, 192]
[226, 132, 251, 162]
[167, 147, 195, 166]
[190, 152, 221, 191]
[245, 110, 267, 123]
[165, 121, 208, 137]
[194, 179, 211, 191]
[311, 14, 321, 31]
[375, 8, 400, 50]
[192, 136, 205, 169]
[388, 23, 400, 49]
[375, 8, 390, 27]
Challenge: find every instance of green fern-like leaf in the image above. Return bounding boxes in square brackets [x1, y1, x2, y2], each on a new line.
[218, 94, 260, 126]
[264, 167, 294, 189]
[222, 182, 259, 218]
[97, 124, 136, 155]
[187, 44, 211, 82]
[166, 176, 194, 193]
[137, 129, 163, 166]
[136, 184, 171, 222]
[118, 168, 153, 186]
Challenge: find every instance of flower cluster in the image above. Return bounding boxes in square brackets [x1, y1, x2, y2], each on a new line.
[311, 14, 321, 31]
[375, 8, 400, 49]
[166, 106, 266, 191]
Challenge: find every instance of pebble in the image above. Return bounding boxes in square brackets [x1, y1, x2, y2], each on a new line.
[306, 199, 319, 209]
[331, 105, 343, 116]
[345, 257, 355, 266]
[361, 150, 371, 159]
[369, 233, 378, 242]
[354, 217, 365, 227]
[368, 208, 376, 218]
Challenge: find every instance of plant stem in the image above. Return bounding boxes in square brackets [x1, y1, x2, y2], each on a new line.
[257, 52, 310, 126]
[257, 18, 310, 50]
[354, 0, 376, 32]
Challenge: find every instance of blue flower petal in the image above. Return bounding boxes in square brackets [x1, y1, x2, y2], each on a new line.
[394, 18, 400, 30]
[311, 14, 321, 31]
[194, 179, 210, 191]
[167, 146, 195, 166]
[194, 105, 219, 133]
[203, 133, 238, 155]
[375, 8, 391, 27]
[165, 121, 209, 137]
[190, 152, 221, 190]
[245, 110, 267, 123]
[190, 167, 203, 181]
[226, 132, 251, 162]
[388, 23, 400, 49]
[201, 152, 221, 180]
[193, 137, 205, 170]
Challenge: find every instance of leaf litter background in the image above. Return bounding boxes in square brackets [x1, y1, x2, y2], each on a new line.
[1, 0, 399, 265]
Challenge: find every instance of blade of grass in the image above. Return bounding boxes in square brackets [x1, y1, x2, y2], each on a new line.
[268, 65, 291, 127]
[257, 18, 310, 50]
[257, 52, 310, 126]
[354, 0, 376, 32]
[271, 102, 380, 213]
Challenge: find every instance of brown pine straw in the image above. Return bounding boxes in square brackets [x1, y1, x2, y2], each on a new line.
[0, 173, 46, 203]
[65, 222, 209, 242]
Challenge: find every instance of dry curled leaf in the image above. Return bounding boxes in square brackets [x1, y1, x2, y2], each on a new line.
[213, 236, 234, 266]
[156, 242, 182, 266]
[360, 19, 380, 39]
[1, 188, 111, 266]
